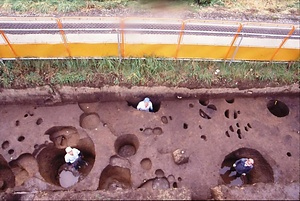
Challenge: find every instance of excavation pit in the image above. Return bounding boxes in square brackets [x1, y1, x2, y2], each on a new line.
[114, 134, 139, 158]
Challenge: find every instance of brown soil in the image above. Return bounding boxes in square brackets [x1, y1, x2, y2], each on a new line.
[0, 85, 299, 200]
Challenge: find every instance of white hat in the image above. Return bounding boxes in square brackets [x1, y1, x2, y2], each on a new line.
[65, 146, 72, 153]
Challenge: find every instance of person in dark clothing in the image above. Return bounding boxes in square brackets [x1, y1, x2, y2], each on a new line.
[232, 158, 254, 177]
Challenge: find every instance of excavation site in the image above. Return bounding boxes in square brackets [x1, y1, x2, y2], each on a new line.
[0, 85, 299, 200]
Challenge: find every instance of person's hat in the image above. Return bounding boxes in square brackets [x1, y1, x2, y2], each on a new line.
[144, 97, 150, 102]
[248, 158, 254, 164]
[65, 146, 72, 153]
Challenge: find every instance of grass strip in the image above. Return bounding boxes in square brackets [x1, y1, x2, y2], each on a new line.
[0, 58, 298, 89]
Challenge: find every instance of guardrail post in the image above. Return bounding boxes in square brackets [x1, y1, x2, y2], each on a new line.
[229, 34, 244, 65]
[175, 21, 186, 59]
[224, 23, 243, 61]
[270, 26, 295, 62]
[0, 30, 18, 58]
[120, 18, 125, 59]
[55, 18, 71, 57]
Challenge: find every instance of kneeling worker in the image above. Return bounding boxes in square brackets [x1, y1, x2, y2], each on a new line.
[232, 158, 254, 177]
[65, 146, 88, 170]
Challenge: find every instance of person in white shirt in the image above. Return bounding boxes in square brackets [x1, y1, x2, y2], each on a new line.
[65, 146, 87, 170]
[137, 97, 153, 112]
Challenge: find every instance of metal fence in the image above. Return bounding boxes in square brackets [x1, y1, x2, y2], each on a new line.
[0, 17, 299, 61]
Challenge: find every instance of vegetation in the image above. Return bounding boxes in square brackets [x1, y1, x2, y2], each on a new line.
[0, 0, 298, 14]
[0, 59, 298, 89]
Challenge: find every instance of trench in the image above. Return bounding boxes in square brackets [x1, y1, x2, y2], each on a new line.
[0, 93, 299, 200]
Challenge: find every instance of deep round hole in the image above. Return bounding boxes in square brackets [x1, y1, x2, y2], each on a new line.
[173, 182, 178, 188]
[140, 158, 152, 170]
[286, 152, 292, 157]
[18, 136, 25, 142]
[225, 131, 230, 137]
[115, 134, 139, 158]
[244, 126, 249, 132]
[200, 135, 207, 141]
[267, 100, 289, 117]
[234, 110, 238, 119]
[224, 109, 229, 119]
[139, 128, 143, 131]
[2, 141, 9, 149]
[36, 118, 43, 125]
[24, 114, 28, 118]
[199, 99, 209, 106]
[183, 123, 188, 129]
[189, 103, 194, 108]
[236, 123, 240, 127]
[15, 120, 20, 126]
[226, 98, 235, 104]
[220, 147, 274, 186]
[229, 125, 234, 132]
[199, 125, 202, 129]
[8, 149, 14, 154]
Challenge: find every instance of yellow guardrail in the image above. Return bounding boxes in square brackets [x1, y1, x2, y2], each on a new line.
[0, 17, 299, 62]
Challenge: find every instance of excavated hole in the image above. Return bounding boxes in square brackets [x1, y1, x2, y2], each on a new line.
[225, 109, 229, 118]
[169, 116, 173, 120]
[45, 126, 80, 149]
[199, 125, 202, 129]
[286, 152, 292, 157]
[79, 113, 100, 129]
[267, 100, 289, 117]
[155, 169, 165, 177]
[229, 125, 234, 132]
[8, 149, 14, 154]
[236, 123, 240, 127]
[140, 158, 152, 170]
[200, 135, 207, 141]
[199, 99, 209, 106]
[36, 118, 43, 125]
[15, 120, 20, 126]
[220, 147, 274, 186]
[98, 165, 132, 191]
[207, 104, 217, 111]
[247, 123, 252, 128]
[115, 134, 139, 158]
[1, 141, 9, 150]
[225, 131, 230, 137]
[17, 136, 25, 142]
[143, 128, 153, 135]
[199, 109, 211, 119]
[0, 155, 15, 191]
[36, 138, 95, 187]
[153, 127, 163, 135]
[189, 103, 194, 108]
[161, 116, 168, 124]
[183, 123, 188, 129]
[234, 110, 238, 119]
[226, 98, 235, 104]
[244, 126, 249, 132]
[127, 99, 161, 113]
[237, 129, 242, 139]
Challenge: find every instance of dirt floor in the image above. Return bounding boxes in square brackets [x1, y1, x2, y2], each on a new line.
[0, 85, 299, 200]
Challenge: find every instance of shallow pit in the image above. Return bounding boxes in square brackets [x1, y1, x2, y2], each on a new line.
[140, 158, 152, 170]
[1, 141, 9, 150]
[79, 113, 101, 129]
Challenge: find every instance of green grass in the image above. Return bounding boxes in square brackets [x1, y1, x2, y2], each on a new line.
[0, 58, 298, 89]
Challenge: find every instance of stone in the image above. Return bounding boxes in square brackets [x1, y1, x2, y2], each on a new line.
[172, 149, 189, 165]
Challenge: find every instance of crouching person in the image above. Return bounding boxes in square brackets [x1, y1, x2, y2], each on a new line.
[65, 146, 88, 170]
